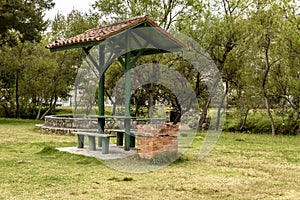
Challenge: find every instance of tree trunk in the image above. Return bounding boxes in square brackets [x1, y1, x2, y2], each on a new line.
[147, 61, 158, 118]
[51, 95, 57, 113]
[40, 108, 51, 120]
[196, 40, 232, 131]
[112, 102, 116, 116]
[148, 83, 154, 118]
[15, 43, 24, 119]
[133, 96, 139, 117]
[239, 108, 249, 131]
[35, 95, 43, 120]
[172, 97, 182, 124]
[262, 36, 276, 136]
[35, 102, 42, 120]
[216, 81, 228, 130]
[15, 70, 20, 118]
[197, 96, 211, 131]
[264, 95, 276, 136]
[105, 88, 116, 115]
[74, 84, 78, 114]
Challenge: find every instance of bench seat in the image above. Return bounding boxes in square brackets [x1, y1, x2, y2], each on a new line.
[71, 132, 116, 154]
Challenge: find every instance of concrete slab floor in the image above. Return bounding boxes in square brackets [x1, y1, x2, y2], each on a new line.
[56, 145, 138, 160]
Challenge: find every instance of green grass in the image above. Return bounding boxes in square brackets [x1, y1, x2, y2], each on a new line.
[0, 118, 300, 199]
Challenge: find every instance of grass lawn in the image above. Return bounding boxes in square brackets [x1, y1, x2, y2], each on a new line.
[0, 118, 299, 199]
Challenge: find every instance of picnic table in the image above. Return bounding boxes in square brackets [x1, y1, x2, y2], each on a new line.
[72, 115, 166, 154]
[89, 115, 165, 150]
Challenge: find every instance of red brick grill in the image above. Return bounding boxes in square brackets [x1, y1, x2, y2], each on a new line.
[136, 124, 179, 159]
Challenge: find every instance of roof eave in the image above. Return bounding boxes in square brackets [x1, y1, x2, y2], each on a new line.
[48, 41, 102, 52]
[46, 16, 185, 52]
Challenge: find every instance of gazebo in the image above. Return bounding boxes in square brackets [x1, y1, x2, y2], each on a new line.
[46, 15, 185, 152]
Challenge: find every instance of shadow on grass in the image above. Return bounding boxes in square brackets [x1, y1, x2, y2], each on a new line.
[36, 146, 191, 173]
[101, 152, 190, 173]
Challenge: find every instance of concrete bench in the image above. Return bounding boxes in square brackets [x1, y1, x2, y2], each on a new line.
[106, 129, 137, 147]
[71, 132, 116, 154]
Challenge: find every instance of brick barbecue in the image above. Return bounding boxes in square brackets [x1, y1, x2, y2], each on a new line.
[136, 123, 179, 159]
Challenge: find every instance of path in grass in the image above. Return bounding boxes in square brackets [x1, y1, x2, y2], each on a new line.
[0, 118, 299, 199]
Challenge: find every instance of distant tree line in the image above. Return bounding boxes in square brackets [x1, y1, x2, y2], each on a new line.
[0, 0, 299, 135]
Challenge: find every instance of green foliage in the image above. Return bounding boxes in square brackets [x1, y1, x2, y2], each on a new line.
[0, 0, 54, 45]
[177, 0, 300, 134]
[224, 109, 300, 135]
[0, 39, 78, 119]
[49, 9, 99, 41]
[92, 0, 190, 30]
[0, 8, 101, 119]
[1, 0, 300, 135]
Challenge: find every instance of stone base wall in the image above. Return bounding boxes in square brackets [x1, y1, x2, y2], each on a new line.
[136, 124, 179, 159]
[36, 115, 119, 134]
[44, 115, 98, 129]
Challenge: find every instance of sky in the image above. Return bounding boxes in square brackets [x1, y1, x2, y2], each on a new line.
[44, 0, 96, 20]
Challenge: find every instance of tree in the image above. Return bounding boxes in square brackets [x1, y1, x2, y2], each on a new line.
[0, 39, 78, 119]
[48, 10, 103, 117]
[240, 0, 298, 136]
[0, 0, 54, 118]
[273, 1, 300, 134]
[178, 0, 249, 130]
[48, 10, 100, 41]
[92, 0, 191, 30]
[0, 9, 98, 119]
[0, 0, 54, 46]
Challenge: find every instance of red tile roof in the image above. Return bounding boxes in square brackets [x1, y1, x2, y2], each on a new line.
[46, 15, 185, 51]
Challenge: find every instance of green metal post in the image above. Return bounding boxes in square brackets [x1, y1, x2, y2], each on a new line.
[98, 45, 105, 147]
[124, 49, 131, 151]
[117, 33, 145, 150]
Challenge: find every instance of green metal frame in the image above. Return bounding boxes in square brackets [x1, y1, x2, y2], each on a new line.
[82, 31, 144, 151]
[98, 45, 105, 147]
[50, 19, 184, 152]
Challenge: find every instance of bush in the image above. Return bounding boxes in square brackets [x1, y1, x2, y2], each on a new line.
[223, 109, 299, 135]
